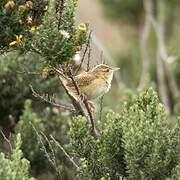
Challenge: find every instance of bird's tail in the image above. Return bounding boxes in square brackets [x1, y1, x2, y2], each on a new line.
[53, 67, 79, 100]
[53, 67, 69, 86]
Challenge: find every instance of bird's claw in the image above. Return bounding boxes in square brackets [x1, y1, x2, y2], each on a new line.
[77, 93, 87, 102]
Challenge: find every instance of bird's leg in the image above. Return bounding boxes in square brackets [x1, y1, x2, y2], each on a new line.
[77, 94, 95, 112]
[87, 101, 96, 113]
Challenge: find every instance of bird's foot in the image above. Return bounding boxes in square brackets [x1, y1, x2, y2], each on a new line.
[77, 94, 95, 112]
[77, 93, 87, 102]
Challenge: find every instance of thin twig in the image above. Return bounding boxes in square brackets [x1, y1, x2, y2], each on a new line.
[30, 85, 76, 113]
[40, 132, 61, 179]
[50, 135, 80, 171]
[99, 95, 104, 121]
[87, 35, 92, 71]
[76, 31, 92, 74]
[41, 132, 56, 164]
[0, 130, 12, 152]
[16, 70, 40, 75]
[31, 124, 62, 180]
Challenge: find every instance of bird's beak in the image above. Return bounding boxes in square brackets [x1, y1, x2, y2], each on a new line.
[112, 67, 120, 71]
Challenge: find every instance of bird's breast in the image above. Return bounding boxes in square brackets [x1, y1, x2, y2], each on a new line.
[81, 77, 112, 100]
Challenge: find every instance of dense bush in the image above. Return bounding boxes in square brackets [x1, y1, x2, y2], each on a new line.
[70, 88, 180, 179]
[0, 51, 59, 129]
[0, 0, 47, 51]
[0, 133, 35, 180]
[15, 100, 47, 172]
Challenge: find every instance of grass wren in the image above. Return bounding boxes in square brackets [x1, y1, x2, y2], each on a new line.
[54, 64, 120, 102]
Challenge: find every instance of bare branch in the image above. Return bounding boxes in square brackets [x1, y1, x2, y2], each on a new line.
[99, 95, 104, 121]
[139, 0, 178, 115]
[87, 34, 92, 71]
[16, 70, 40, 75]
[50, 135, 80, 171]
[30, 85, 76, 113]
[31, 124, 62, 180]
[138, 0, 152, 90]
[0, 130, 12, 152]
[76, 31, 92, 74]
[154, 0, 179, 115]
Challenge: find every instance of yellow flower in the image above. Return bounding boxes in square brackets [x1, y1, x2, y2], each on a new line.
[5, 0, 15, 9]
[29, 26, 38, 33]
[9, 35, 23, 46]
[78, 23, 87, 32]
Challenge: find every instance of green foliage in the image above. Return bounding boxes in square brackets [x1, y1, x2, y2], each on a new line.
[15, 100, 47, 170]
[70, 88, 180, 179]
[0, 0, 47, 50]
[28, 0, 88, 66]
[0, 133, 35, 180]
[15, 99, 76, 179]
[0, 51, 59, 128]
[120, 88, 179, 179]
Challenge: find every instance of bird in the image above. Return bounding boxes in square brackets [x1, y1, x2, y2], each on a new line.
[54, 64, 120, 111]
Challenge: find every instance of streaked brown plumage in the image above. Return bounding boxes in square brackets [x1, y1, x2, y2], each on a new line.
[54, 64, 120, 101]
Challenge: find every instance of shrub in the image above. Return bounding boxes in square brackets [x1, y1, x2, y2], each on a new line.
[0, 0, 47, 51]
[69, 88, 180, 179]
[0, 133, 35, 180]
[15, 100, 47, 171]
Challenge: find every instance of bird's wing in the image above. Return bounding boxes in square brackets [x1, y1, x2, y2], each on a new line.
[67, 72, 94, 88]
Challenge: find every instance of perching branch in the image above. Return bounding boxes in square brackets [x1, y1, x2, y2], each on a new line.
[54, 66, 98, 137]
[67, 69, 98, 137]
[55, 66, 86, 116]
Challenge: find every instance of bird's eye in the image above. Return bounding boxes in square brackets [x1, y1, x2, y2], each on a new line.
[106, 69, 110, 72]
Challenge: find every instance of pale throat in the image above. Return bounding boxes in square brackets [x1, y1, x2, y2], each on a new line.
[104, 72, 114, 93]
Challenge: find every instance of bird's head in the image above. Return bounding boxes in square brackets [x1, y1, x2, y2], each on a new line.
[91, 64, 120, 78]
